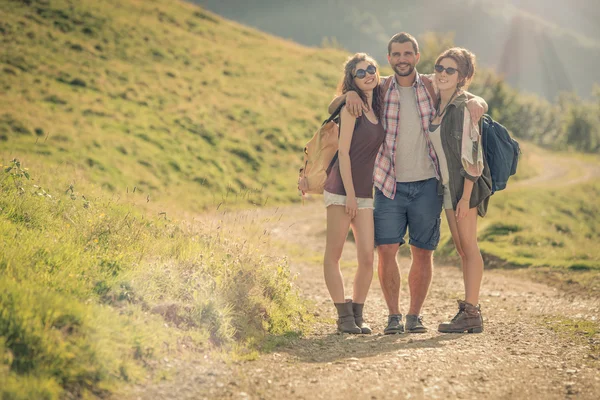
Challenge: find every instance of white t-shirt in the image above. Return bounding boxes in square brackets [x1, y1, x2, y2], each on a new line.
[394, 86, 437, 182]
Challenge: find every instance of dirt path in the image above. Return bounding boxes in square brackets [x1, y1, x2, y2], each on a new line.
[117, 150, 600, 399]
[512, 148, 600, 189]
[120, 200, 600, 400]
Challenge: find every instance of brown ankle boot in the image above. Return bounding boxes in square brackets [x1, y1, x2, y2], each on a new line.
[334, 300, 361, 334]
[352, 302, 372, 334]
[438, 300, 483, 333]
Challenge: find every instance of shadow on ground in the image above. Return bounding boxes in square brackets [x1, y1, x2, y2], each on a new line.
[264, 331, 466, 364]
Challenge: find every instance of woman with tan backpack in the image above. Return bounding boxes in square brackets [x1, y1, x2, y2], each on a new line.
[321, 53, 386, 334]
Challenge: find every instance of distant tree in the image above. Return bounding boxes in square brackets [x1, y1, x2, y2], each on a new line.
[402, 32, 600, 153]
[321, 36, 346, 51]
[560, 93, 600, 153]
[417, 32, 456, 75]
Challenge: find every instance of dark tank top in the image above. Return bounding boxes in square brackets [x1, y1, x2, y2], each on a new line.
[324, 113, 385, 198]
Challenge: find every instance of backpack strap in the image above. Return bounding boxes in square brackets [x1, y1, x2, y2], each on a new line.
[421, 74, 439, 108]
[382, 75, 393, 95]
[324, 100, 346, 126]
[324, 101, 347, 174]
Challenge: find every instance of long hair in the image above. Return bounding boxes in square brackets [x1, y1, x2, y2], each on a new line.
[337, 53, 382, 118]
[435, 47, 476, 89]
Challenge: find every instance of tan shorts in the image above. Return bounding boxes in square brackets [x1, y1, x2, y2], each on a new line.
[323, 190, 374, 209]
[442, 185, 453, 210]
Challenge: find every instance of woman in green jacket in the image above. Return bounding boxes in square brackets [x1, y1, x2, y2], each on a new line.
[427, 47, 492, 333]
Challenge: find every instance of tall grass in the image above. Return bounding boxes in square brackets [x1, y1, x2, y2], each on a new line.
[0, 160, 310, 398]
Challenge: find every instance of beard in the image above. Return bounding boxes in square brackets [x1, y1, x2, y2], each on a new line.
[393, 63, 415, 77]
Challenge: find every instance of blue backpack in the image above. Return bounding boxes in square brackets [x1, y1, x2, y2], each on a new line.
[480, 114, 520, 194]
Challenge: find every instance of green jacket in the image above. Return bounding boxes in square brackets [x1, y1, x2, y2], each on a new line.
[439, 93, 492, 217]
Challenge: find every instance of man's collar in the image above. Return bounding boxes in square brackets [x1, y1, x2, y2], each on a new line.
[413, 71, 422, 88]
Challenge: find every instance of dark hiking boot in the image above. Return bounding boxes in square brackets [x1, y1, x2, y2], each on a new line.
[352, 302, 372, 334]
[405, 314, 428, 333]
[384, 314, 404, 334]
[334, 300, 361, 334]
[438, 300, 484, 333]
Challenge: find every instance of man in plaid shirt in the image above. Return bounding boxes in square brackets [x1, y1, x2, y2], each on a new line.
[329, 32, 487, 334]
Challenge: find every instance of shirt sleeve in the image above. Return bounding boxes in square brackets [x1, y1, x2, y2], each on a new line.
[460, 111, 484, 180]
[421, 73, 439, 95]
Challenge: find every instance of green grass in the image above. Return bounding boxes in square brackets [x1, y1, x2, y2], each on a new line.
[0, 162, 310, 398]
[1, 0, 599, 397]
[544, 318, 599, 338]
[1, 0, 349, 211]
[437, 147, 600, 292]
[0, 2, 337, 394]
[542, 318, 600, 362]
[477, 183, 600, 270]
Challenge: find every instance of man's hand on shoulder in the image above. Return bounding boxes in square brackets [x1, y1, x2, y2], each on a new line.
[466, 97, 486, 122]
[346, 91, 368, 117]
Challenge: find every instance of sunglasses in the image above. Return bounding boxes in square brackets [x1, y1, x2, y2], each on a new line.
[354, 64, 377, 79]
[434, 64, 458, 75]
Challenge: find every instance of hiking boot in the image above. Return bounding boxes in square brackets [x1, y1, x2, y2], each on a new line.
[405, 314, 428, 333]
[438, 300, 484, 333]
[352, 302, 372, 334]
[383, 314, 404, 334]
[334, 300, 361, 334]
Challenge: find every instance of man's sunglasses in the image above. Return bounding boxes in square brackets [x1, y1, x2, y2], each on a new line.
[354, 64, 377, 79]
[434, 64, 458, 75]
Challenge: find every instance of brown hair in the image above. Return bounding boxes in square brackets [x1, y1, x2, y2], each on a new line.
[435, 47, 476, 89]
[387, 32, 419, 55]
[337, 53, 382, 118]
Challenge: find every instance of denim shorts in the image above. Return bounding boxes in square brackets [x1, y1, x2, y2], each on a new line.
[374, 178, 443, 250]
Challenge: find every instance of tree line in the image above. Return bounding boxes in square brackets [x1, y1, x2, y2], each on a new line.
[418, 32, 600, 154]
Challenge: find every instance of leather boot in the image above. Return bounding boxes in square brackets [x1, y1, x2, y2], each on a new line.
[334, 299, 361, 334]
[352, 302, 372, 334]
[438, 300, 484, 333]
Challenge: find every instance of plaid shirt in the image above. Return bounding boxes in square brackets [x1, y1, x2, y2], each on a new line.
[374, 73, 441, 199]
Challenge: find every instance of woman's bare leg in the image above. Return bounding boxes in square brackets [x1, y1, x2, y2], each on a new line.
[324, 205, 352, 303]
[350, 209, 375, 303]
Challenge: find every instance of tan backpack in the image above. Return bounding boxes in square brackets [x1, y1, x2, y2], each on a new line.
[297, 104, 343, 195]
[297, 75, 436, 196]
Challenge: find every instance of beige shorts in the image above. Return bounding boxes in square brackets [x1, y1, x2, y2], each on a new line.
[442, 185, 453, 210]
[323, 190, 374, 209]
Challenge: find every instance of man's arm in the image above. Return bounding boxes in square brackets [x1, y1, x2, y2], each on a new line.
[328, 94, 346, 115]
[464, 92, 488, 111]
[328, 92, 368, 117]
[464, 93, 488, 122]
[422, 73, 488, 119]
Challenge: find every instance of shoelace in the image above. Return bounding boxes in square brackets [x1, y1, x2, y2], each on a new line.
[450, 309, 465, 322]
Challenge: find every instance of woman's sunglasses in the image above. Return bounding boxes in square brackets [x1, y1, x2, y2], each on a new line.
[354, 64, 377, 79]
[434, 64, 458, 75]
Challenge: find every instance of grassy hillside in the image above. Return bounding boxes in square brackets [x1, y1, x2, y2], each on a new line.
[1, 0, 329, 396]
[0, 158, 310, 398]
[433, 145, 600, 293]
[194, 1, 600, 154]
[1, 0, 348, 211]
[1, 0, 599, 398]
